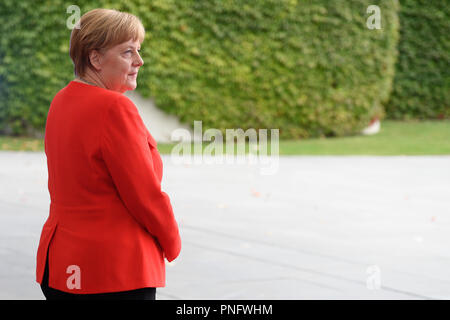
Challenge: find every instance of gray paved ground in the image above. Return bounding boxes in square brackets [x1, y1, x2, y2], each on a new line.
[0, 150, 449, 299]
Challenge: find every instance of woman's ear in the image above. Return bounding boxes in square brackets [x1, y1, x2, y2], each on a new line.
[89, 49, 103, 71]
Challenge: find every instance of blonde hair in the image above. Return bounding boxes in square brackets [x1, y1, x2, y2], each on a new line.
[69, 8, 145, 77]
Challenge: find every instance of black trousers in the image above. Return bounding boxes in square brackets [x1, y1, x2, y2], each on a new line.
[40, 252, 156, 300]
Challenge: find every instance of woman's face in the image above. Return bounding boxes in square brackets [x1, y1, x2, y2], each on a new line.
[93, 39, 144, 93]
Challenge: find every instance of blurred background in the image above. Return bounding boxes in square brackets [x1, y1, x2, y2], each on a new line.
[0, 0, 449, 299]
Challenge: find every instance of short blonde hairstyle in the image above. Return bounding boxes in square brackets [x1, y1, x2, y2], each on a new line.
[69, 8, 145, 77]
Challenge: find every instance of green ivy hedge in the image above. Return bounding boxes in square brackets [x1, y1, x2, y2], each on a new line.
[0, 0, 399, 139]
[387, 0, 449, 120]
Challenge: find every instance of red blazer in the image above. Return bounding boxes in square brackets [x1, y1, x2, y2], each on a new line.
[36, 81, 181, 294]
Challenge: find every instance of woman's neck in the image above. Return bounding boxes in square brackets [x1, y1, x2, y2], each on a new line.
[75, 72, 107, 89]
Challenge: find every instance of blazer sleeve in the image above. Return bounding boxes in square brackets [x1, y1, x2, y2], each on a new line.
[101, 95, 181, 262]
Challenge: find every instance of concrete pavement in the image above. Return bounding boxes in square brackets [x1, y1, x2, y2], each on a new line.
[0, 150, 449, 299]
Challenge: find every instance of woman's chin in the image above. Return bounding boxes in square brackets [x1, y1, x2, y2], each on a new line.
[124, 82, 137, 91]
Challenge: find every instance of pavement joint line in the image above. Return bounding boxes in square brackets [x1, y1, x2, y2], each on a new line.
[181, 223, 450, 286]
[181, 224, 380, 267]
[184, 240, 435, 300]
[216, 276, 343, 292]
[214, 276, 292, 285]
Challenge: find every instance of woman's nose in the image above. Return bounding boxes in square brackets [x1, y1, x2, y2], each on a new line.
[134, 53, 144, 66]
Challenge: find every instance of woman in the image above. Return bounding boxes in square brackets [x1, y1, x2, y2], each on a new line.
[35, 8, 181, 300]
